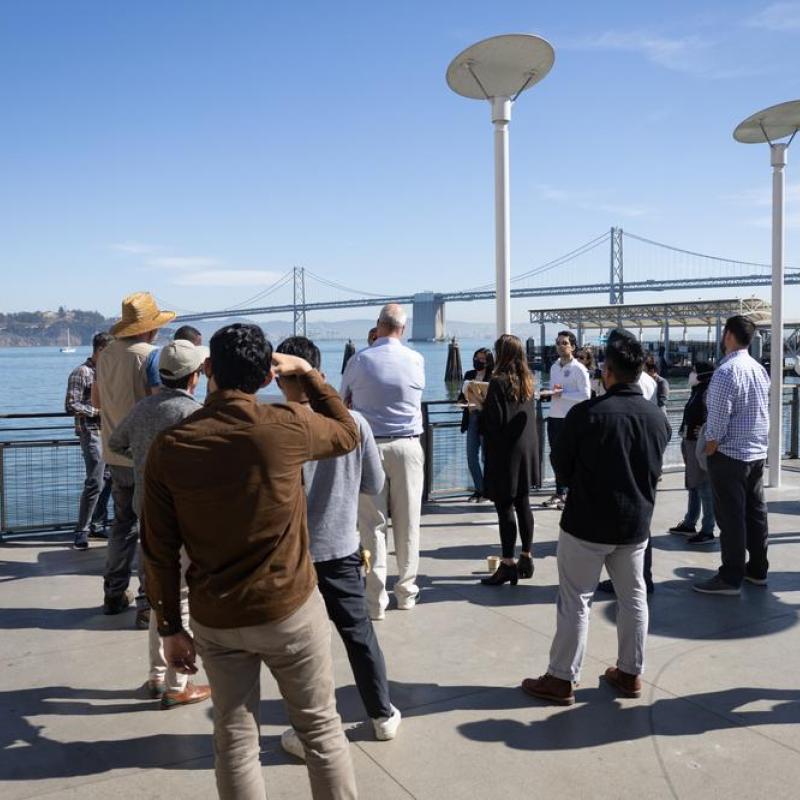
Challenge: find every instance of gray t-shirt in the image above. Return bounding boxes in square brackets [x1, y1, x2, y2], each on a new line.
[108, 388, 202, 515]
[303, 410, 384, 562]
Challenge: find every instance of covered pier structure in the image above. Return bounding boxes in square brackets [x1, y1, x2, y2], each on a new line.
[528, 298, 771, 365]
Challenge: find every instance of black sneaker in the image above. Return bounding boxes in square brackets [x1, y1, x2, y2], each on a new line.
[669, 522, 696, 535]
[687, 532, 715, 545]
[693, 575, 741, 596]
[103, 590, 134, 615]
[72, 535, 89, 551]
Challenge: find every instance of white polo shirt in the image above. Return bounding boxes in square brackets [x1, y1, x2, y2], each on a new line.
[549, 358, 591, 419]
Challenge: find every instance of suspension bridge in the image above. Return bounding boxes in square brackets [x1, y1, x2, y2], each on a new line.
[172, 228, 799, 340]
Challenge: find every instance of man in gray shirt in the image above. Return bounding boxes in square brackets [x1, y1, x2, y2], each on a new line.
[109, 339, 211, 710]
[275, 336, 400, 757]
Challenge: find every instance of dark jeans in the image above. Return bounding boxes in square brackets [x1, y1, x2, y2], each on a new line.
[75, 427, 112, 535]
[707, 452, 769, 587]
[547, 417, 567, 496]
[494, 496, 534, 559]
[465, 411, 484, 494]
[104, 465, 148, 610]
[315, 550, 392, 719]
[683, 482, 716, 535]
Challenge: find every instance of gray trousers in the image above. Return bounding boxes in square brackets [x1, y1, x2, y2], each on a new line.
[103, 465, 147, 610]
[75, 427, 111, 534]
[707, 452, 769, 587]
[549, 529, 648, 682]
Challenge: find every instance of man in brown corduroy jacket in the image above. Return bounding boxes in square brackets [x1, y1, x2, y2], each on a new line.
[141, 323, 359, 800]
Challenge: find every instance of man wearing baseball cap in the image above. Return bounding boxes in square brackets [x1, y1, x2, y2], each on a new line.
[109, 337, 211, 708]
[92, 292, 175, 625]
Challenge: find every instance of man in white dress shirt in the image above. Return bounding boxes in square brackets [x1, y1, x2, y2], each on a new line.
[341, 304, 425, 620]
[542, 331, 591, 509]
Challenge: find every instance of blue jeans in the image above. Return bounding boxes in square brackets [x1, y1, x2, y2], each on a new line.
[683, 481, 715, 535]
[75, 426, 111, 537]
[104, 465, 148, 610]
[466, 412, 484, 494]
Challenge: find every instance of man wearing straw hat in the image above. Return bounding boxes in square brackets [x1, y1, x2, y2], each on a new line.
[92, 292, 175, 625]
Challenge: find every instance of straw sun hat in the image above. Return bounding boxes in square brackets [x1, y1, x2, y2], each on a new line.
[110, 292, 176, 338]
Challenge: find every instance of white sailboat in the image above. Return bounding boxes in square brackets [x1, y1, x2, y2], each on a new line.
[60, 328, 76, 353]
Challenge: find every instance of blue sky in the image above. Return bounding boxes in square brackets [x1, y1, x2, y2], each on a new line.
[2, 0, 800, 323]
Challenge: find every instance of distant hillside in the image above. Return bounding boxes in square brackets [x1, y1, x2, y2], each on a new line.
[0, 309, 499, 346]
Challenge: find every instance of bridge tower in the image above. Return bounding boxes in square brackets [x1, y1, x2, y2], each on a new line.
[410, 292, 446, 341]
[293, 266, 306, 337]
[609, 227, 624, 304]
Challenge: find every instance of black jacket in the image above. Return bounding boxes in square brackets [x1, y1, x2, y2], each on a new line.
[552, 382, 671, 545]
[459, 368, 492, 433]
[679, 375, 711, 440]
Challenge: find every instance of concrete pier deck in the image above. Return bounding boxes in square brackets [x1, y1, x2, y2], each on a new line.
[2, 469, 799, 799]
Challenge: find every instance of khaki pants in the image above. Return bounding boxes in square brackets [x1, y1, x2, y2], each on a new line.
[149, 549, 191, 692]
[192, 591, 357, 800]
[357, 437, 424, 615]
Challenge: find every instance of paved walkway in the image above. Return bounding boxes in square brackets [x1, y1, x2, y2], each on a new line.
[2, 468, 799, 799]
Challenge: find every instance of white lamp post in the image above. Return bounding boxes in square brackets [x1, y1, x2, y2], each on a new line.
[734, 100, 800, 488]
[446, 34, 554, 338]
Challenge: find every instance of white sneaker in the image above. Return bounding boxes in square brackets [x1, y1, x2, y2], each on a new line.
[372, 705, 402, 741]
[369, 607, 386, 621]
[396, 595, 418, 611]
[280, 728, 306, 761]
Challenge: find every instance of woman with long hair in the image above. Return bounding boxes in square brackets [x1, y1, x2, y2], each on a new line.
[459, 347, 494, 501]
[480, 334, 541, 585]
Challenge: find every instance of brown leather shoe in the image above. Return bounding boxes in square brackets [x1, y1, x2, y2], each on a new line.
[521, 674, 575, 706]
[603, 667, 642, 698]
[161, 682, 212, 709]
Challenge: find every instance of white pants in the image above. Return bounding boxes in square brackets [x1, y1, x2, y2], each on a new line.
[549, 529, 649, 683]
[149, 548, 191, 692]
[358, 436, 424, 615]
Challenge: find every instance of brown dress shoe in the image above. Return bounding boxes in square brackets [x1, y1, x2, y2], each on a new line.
[603, 667, 642, 698]
[161, 682, 212, 709]
[521, 674, 575, 706]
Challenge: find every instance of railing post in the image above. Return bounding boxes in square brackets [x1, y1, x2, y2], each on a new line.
[791, 386, 799, 459]
[536, 399, 545, 488]
[422, 403, 433, 502]
[0, 446, 7, 535]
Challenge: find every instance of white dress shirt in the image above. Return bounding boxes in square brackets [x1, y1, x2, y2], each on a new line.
[340, 337, 425, 437]
[548, 358, 591, 419]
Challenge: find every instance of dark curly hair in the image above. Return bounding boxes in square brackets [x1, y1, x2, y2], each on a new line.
[209, 323, 272, 394]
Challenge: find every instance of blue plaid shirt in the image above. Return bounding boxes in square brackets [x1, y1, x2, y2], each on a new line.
[705, 349, 769, 462]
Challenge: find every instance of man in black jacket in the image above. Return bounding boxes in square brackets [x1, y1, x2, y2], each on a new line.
[522, 329, 670, 705]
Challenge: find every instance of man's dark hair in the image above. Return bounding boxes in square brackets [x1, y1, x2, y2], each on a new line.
[724, 315, 756, 347]
[556, 330, 577, 349]
[644, 354, 658, 374]
[605, 328, 644, 384]
[209, 324, 272, 394]
[160, 372, 196, 391]
[92, 332, 113, 352]
[276, 336, 321, 370]
[174, 325, 202, 345]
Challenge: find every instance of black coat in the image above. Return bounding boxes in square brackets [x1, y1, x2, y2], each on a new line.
[552, 382, 671, 545]
[459, 368, 491, 433]
[679, 376, 711, 440]
[480, 377, 541, 502]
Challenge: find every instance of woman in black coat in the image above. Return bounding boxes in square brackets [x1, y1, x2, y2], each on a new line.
[480, 334, 541, 586]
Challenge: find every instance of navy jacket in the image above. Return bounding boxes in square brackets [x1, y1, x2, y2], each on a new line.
[553, 382, 671, 545]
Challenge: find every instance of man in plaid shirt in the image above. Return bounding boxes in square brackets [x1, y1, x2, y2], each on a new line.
[65, 332, 113, 550]
[694, 315, 770, 595]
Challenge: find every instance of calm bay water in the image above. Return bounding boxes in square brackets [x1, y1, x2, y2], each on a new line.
[0, 339, 495, 415]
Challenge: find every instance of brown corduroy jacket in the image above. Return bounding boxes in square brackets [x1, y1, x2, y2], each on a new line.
[141, 371, 359, 635]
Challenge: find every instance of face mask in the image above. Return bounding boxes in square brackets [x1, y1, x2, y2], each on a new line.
[473, 359, 486, 371]
[688, 371, 699, 388]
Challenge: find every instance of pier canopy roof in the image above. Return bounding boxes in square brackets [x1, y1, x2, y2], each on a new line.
[528, 298, 771, 329]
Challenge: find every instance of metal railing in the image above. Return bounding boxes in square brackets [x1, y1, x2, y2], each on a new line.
[0, 413, 85, 536]
[422, 386, 800, 500]
[3, 388, 800, 533]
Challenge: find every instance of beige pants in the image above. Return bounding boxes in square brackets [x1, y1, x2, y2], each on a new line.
[149, 548, 191, 692]
[357, 436, 424, 615]
[192, 590, 357, 800]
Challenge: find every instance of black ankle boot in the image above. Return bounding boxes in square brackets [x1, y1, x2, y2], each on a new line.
[481, 561, 518, 586]
[517, 553, 534, 579]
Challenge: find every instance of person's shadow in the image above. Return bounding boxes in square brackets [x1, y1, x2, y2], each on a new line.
[458, 686, 800, 751]
[0, 685, 212, 782]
